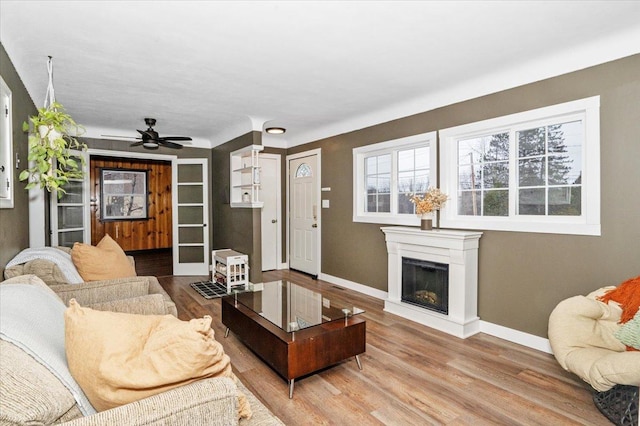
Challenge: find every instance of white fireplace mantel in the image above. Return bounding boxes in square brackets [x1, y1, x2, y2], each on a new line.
[381, 227, 482, 338]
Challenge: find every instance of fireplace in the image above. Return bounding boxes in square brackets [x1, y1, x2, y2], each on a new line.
[402, 258, 448, 314]
[381, 227, 482, 338]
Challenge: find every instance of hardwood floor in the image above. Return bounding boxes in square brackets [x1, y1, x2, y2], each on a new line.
[158, 270, 609, 425]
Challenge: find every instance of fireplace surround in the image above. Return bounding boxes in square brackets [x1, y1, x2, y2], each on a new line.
[381, 227, 482, 338]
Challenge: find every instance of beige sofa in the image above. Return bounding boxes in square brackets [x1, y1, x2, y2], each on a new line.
[0, 274, 283, 426]
[3, 247, 177, 317]
[548, 286, 640, 392]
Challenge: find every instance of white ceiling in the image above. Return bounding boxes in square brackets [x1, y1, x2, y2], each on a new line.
[1, 1, 639, 149]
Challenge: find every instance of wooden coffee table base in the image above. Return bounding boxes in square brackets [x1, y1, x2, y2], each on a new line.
[221, 295, 366, 398]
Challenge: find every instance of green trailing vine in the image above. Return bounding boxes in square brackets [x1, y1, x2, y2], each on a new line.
[19, 101, 87, 197]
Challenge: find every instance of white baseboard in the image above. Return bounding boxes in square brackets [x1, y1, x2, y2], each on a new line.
[479, 320, 553, 354]
[320, 273, 552, 354]
[319, 273, 389, 300]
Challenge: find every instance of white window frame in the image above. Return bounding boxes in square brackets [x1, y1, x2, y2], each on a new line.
[439, 96, 600, 236]
[353, 131, 437, 226]
[0, 76, 13, 209]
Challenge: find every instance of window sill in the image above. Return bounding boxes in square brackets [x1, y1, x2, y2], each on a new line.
[440, 217, 601, 236]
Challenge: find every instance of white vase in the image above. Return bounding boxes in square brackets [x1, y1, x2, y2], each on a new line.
[38, 125, 62, 146]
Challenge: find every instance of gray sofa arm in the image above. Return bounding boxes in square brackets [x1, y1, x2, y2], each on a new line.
[63, 377, 239, 426]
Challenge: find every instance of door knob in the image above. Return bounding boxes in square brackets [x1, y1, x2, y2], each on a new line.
[271, 219, 277, 223]
[312, 223, 318, 228]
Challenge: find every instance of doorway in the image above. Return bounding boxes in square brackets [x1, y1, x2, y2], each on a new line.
[287, 149, 321, 277]
[261, 154, 282, 271]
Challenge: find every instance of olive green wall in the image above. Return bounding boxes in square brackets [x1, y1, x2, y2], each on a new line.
[0, 43, 36, 272]
[288, 54, 640, 338]
[211, 131, 263, 283]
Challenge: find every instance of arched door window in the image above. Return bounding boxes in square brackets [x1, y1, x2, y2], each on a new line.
[295, 163, 312, 178]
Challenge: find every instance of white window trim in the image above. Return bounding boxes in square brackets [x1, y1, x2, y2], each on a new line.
[0, 76, 13, 209]
[439, 96, 600, 236]
[353, 131, 437, 226]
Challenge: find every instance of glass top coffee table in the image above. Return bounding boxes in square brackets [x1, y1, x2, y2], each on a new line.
[221, 279, 366, 398]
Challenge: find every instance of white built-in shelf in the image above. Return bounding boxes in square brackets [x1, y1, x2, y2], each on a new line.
[230, 144, 264, 208]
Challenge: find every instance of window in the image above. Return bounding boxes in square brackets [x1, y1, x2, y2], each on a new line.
[353, 131, 437, 225]
[101, 169, 149, 220]
[0, 76, 13, 209]
[440, 96, 600, 235]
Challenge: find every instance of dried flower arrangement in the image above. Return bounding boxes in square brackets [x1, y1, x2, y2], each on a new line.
[409, 187, 449, 216]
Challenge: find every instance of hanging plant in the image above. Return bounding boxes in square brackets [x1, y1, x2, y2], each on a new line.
[19, 102, 87, 195]
[18, 57, 87, 197]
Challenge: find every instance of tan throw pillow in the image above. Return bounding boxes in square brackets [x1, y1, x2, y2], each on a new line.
[64, 299, 251, 419]
[71, 234, 136, 281]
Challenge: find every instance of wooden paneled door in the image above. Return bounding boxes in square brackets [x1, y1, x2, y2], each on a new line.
[90, 156, 172, 251]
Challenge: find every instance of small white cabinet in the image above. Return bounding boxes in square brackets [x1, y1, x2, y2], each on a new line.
[230, 144, 264, 208]
[212, 249, 249, 292]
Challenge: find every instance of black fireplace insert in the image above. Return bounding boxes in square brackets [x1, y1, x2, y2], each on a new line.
[401, 257, 449, 314]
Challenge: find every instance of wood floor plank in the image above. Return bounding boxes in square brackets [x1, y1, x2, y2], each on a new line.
[158, 270, 608, 425]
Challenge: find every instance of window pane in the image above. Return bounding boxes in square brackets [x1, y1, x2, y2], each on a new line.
[518, 127, 545, 157]
[366, 177, 377, 194]
[458, 190, 481, 215]
[378, 176, 390, 192]
[366, 195, 376, 212]
[366, 157, 377, 174]
[519, 157, 546, 186]
[518, 188, 545, 215]
[458, 137, 485, 165]
[485, 133, 510, 161]
[483, 162, 509, 188]
[398, 193, 414, 214]
[548, 121, 582, 153]
[459, 165, 481, 190]
[549, 186, 581, 216]
[398, 150, 414, 171]
[398, 171, 414, 193]
[414, 171, 429, 193]
[378, 154, 391, 174]
[377, 194, 390, 212]
[295, 163, 312, 178]
[483, 189, 508, 216]
[415, 147, 430, 169]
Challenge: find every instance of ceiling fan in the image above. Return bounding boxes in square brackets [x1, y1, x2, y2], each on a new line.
[103, 118, 192, 149]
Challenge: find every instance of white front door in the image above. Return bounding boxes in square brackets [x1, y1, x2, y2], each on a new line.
[261, 154, 281, 271]
[172, 158, 209, 275]
[288, 153, 319, 276]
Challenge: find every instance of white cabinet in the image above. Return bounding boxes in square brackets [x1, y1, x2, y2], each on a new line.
[212, 249, 249, 292]
[230, 144, 264, 208]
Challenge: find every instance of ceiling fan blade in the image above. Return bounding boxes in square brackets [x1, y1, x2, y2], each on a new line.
[160, 136, 192, 141]
[159, 140, 184, 149]
[130, 141, 144, 147]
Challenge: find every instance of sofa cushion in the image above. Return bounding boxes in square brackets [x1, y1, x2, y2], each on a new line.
[71, 234, 136, 281]
[0, 340, 81, 424]
[64, 299, 252, 419]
